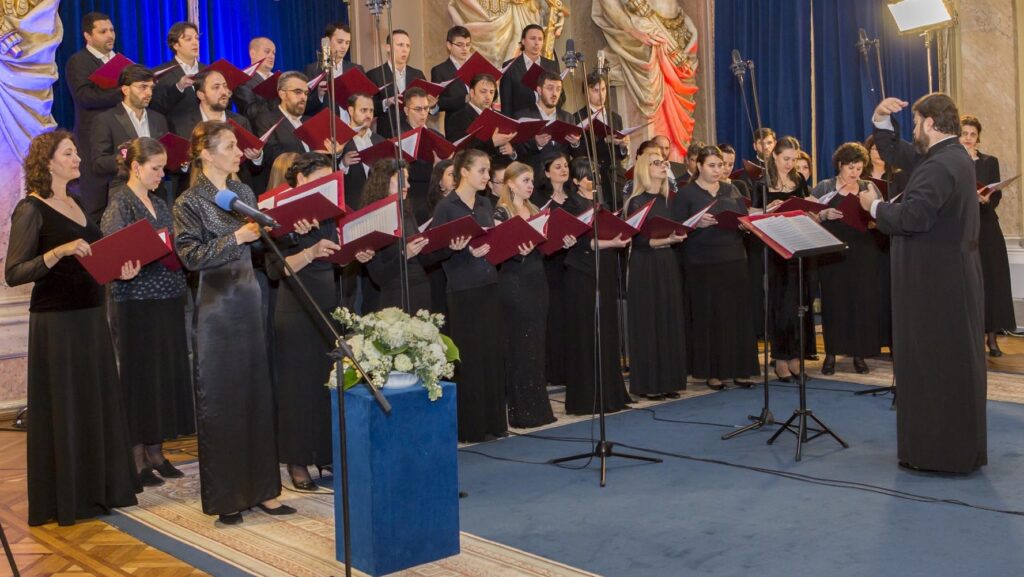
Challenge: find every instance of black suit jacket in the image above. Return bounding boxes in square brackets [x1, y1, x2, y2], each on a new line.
[254, 107, 310, 193]
[445, 106, 512, 161]
[430, 59, 467, 117]
[341, 133, 386, 210]
[303, 60, 364, 117]
[233, 70, 276, 124]
[512, 104, 582, 166]
[151, 59, 207, 135]
[499, 55, 559, 122]
[399, 121, 439, 225]
[90, 105, 170, 188]
[171, 109, 261, 194]
[366, 63, 426, 139]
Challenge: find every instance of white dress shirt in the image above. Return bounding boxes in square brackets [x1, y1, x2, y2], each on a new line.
[122, 103, 150, 138]
[86, 45, 114, 64]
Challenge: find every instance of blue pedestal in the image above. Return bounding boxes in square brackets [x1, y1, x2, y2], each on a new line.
[330, 381, 460, 576]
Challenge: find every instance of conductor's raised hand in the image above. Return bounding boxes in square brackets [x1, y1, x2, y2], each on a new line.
[872, 97, 910, 123]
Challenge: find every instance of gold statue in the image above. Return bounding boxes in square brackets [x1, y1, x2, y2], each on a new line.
[0, 0, 59, 158]
[449, 0, 569, 65]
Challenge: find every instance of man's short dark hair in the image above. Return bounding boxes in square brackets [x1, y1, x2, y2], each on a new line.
[754, 127, 776, 141]
[586, 70, 606, 89]
[118, 64, 155, 87]
[521, 24, 544, 39]
[192, 69, 227, 93]
[347, 92, 373, 108]
[277, 71, 308, 91]
[322, 22, 350, 39]
[718, 143, 736, 155]
[447, 26, 470, 44]
[536, 70, 562, 89]
[913, 93, 961, 135]
[82, 12, 111, 35]
[469, 73, 496, 90]
[386, 30, 410, 45]
[686, 141, 707, 158]
[403, 86, 429, 103]
[167, 21, 199, 51]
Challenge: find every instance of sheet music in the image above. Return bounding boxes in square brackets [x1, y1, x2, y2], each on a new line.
[683, 200, 716, 228]
[400, 133, 418, 157]
[577, 208, 595, 225]
[277, 180, 339, 207]
[418, 218, 432, 233]
[528, 212, 549, 235]
[625, 202, 651, 228]
[342, 201, 399, 243]
[750, 214, 843, 254]
[616, 121, 653, 138]
[980, 174, 1020, 195]
[258, 196, 276, 210]
[818, 190, 840, 205]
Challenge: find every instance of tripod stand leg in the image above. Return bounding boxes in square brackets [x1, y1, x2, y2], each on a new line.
[795, 412, 807, 461]
[0, 520, 19, 577]
[767, 411, 799, 445]
[808, 412, 849, 448]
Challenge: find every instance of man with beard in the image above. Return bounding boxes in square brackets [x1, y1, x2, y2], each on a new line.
[172, 69, 263, 193]
[89, 65, 169, 209]
[513, 70, 582, 183]
[445, 74, 517, 163]
[340, 93, 385, 211]
[858, 93, 986, 474]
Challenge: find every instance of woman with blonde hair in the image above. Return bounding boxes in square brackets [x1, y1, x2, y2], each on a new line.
[266, 152, 301, 191]
[625, 147, 687, 399]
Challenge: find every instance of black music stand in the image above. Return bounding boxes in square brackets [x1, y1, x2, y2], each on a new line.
[742, 212, 850, 461]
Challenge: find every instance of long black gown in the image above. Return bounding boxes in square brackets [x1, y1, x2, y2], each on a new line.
[6, 196, 139, 526]
[975, 153, 1016, 332]
[753, 180, 817, 362]
[872, 169, 909, 349]
[874, 129, 986, 473]
[266, 221, 338, 470]
[673, 181, 759, 380]
[625, 192, 687, 395]
[563, 191, 631, 415]
[542, 194, 570, 388]
[494, 206, 555, 428]
[365, 213, 432, 314]
[816, 183, 884, 358]
[173, 176, 281, 514]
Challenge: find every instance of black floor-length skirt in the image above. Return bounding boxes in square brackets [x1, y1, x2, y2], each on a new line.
[448, 285, 507, 442]
[501, 258, 555, 428]
[686, 260, 760, 379]
[627, 249, 687, 394]
[27, 306, 139, 526]
[745, 236, 766, 338]
[874, 233, 893, 348]
[274, 267, 337, 467]
[193, 260, 280, 515]
[818, 236, 884, 357]
[114, 297, 194, 444]
[563, 260, 630, 415]
[979, 215, 1017, 332]
[767, 254, 816, 361]
[544, 252, 568, 387]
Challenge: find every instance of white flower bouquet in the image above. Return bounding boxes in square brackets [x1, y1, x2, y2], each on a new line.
[326, 307, 460, 401]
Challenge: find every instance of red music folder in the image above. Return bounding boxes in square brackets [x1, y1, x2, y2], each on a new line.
[466, 108, 521, 142]
[538, 119, 584, 142]
[520, 62, 549, 90]
[323, 195, 401, 265]
[454, 52, 504, 86]
[410, 215, 486, 255]
[577, 205, 641, 241]
[293, 108, 358, 151]
[158, 133, 190, 172]
[400, 127, 456, 162]
[252, 71, 282, 101]
[768, 196, 825, 215]
[405, 78, 451, 99]
[866, 177, 890, 200]
[155, 228, 184, 271]
[88, 54, 134, 89]
[258, 182, 289, 209]
[228, 118, 278, 152]
[713, 210, 747, 230]
[264, 171, 347, 237]
[357, 138, 416, 167]
[205, 59, 255, 91]
[332, 67, 381, 104]
[582, 115, 651, 140]
[740, 211, 846, 260]
[978, 175, 1020, 198]
[509, 119, 550, 144]
[744, 159, 765, 181]
[469, 216, 547, 266]
[831, 193, 872, 232]
[642, 215, 690, 239]
[77, 219, 171, 284]
[530, 208, 592, 255]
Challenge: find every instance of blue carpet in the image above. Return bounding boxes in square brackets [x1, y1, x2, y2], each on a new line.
[457, 379, 1024, 577]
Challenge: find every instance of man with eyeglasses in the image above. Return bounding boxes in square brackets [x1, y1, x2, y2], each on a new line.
[367, 30, 431, 139]
[430, 26, 473, 119]
[513, 70, 582, 183]
[304, 22, 363, 118]
[255, 71, 314, 192]
[401, 87, 444, 224]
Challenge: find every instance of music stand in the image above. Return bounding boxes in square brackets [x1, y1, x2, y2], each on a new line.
[741, 211, 851, 461]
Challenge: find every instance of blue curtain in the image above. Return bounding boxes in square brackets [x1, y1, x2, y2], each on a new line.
[715, 0, 930, 177]
[53, 0, 349, 129]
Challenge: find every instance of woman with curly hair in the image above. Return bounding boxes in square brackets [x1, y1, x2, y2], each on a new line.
[5, 130, 140, 526]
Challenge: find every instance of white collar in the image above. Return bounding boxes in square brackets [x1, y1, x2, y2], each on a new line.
[279, 105, 302, 125]
[122, 102, 147, 121]
[200, 107, 227, 122]
[86, 45, 114, 63]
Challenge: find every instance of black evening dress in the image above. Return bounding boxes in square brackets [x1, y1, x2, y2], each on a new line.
[173, 176, 281, 516]
[365, 213, 432, 314]
[494, 206, 555, 428]
[563, 191, 631, 414]
[975, 153, 1016, 332]
[6, 196, 139, 526]
[100, 186, 193, 445]
[625, 192, 687, 395]
[430, 192, 507, 442]
[542, 194, 570, 388]
[815, 181, 884, 358]
[674, 181, 759, 380]
[266, 221, 339, 470]
[753, 180, 817, 361]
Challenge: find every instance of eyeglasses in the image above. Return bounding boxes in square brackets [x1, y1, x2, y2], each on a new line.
[649, 159, 666, 167]
[407, 106, 431, 113]
[282, 88, 310, 96]
[449, 41, 472, 49]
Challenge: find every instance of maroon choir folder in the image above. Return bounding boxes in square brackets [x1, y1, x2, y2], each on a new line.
[465, 109, 521, 142]
[530, 208, 593, 255]
[293, 108, 358, 151]
[835, 193, 872, 233]
[578, 206, 641, 241]
[205, 59, 255, 91]
[331, 67, 381, 104]
[251, 71, 282, 101]
[405, 78, 449, 99]
[263, 171, 347, 237]
[642, 215, 691, 239]
[400, 127, 456, 162]
[743, 159, 764, 181]
[508, 119, 550, 144]
[357, 138, 416, 167]
[712, 210, 747, 230]
[768, 196, 825, 215]
[155, 228, 183, 271]
[537, 119, 584, 142]
[469, 216, 547, 266]
[867, 177, 889, 200]
[410, 215, 486, 255]
[158, 133, 190, 172]
[77, 219, 171, 285]
[228, 118, 278, 152]
[321, 196, 402, 265]
[88, 54, 134, 89]
[978, 175, 1020, 198]
[454, 52, 504, 85]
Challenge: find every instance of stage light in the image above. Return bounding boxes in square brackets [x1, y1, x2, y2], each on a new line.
[887, 0, 955, 35]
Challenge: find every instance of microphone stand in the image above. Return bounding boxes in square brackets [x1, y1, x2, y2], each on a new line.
[722, 54, 776, 440]
[322, 40, 340, 173]
[257, 229, 393, 577]
[549, 46, 661, 486]
[366, 0, 411, 313]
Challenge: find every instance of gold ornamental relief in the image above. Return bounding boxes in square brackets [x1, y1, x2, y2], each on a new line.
[1, 0, 43, 19]
[624, 0, 694, 65]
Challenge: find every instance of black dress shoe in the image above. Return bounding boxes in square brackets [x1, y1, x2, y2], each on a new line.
[821, 355, 836, 375]
[989, 348, 1004, 358]
[139, 468, 165, 487]
[706, 381, 726, 391]
[853, 357, 869, 374]
[733, 379, 756, 389]
[663, 392, 681, 399]
[643, 393, 667, 400]
[218, 512, 243, 525]
[153, 459, 185, 479]
[772, 369, 792, 383]
[256, 503, 297, 516]
[290, 476, 317, 491]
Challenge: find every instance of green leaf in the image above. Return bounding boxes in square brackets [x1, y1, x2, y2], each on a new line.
[343, 368, 361, 390]
[441, 334, 460, 362]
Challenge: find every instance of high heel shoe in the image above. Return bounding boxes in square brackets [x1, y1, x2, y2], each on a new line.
[773, 366, 792, 383]
[989, 347, 1004, 358]
[139, 468, 165, 487]
[853, 357, 869, 374]
[256, 502, 297, 516]
[288, 467, 317, 491]
[152, 459, 185, 479]
[821, 355, 836, 375]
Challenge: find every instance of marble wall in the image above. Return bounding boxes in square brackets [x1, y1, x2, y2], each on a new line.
[0, 158, 32, 410]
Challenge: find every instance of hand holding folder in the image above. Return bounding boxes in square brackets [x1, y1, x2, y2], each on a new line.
[262, 171, 347, 237]
[88, 54, 134, 90]
[76, 220, 172, 284]
[410, 215, 486, 255]
[469, 216, 547, 265]
[294, 108, 358, 152]
[530, 208, 592, 255]
[322, 195, 402, 265]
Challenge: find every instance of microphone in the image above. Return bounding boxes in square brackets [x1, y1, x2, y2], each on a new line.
[214, 189, 280, 228]
[730, 49, 746, 83]
[563, 38, 578, 70]
[321, 37, 331, 72]
[856, 28, 871, 57]
[597, 49, 606, 75]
